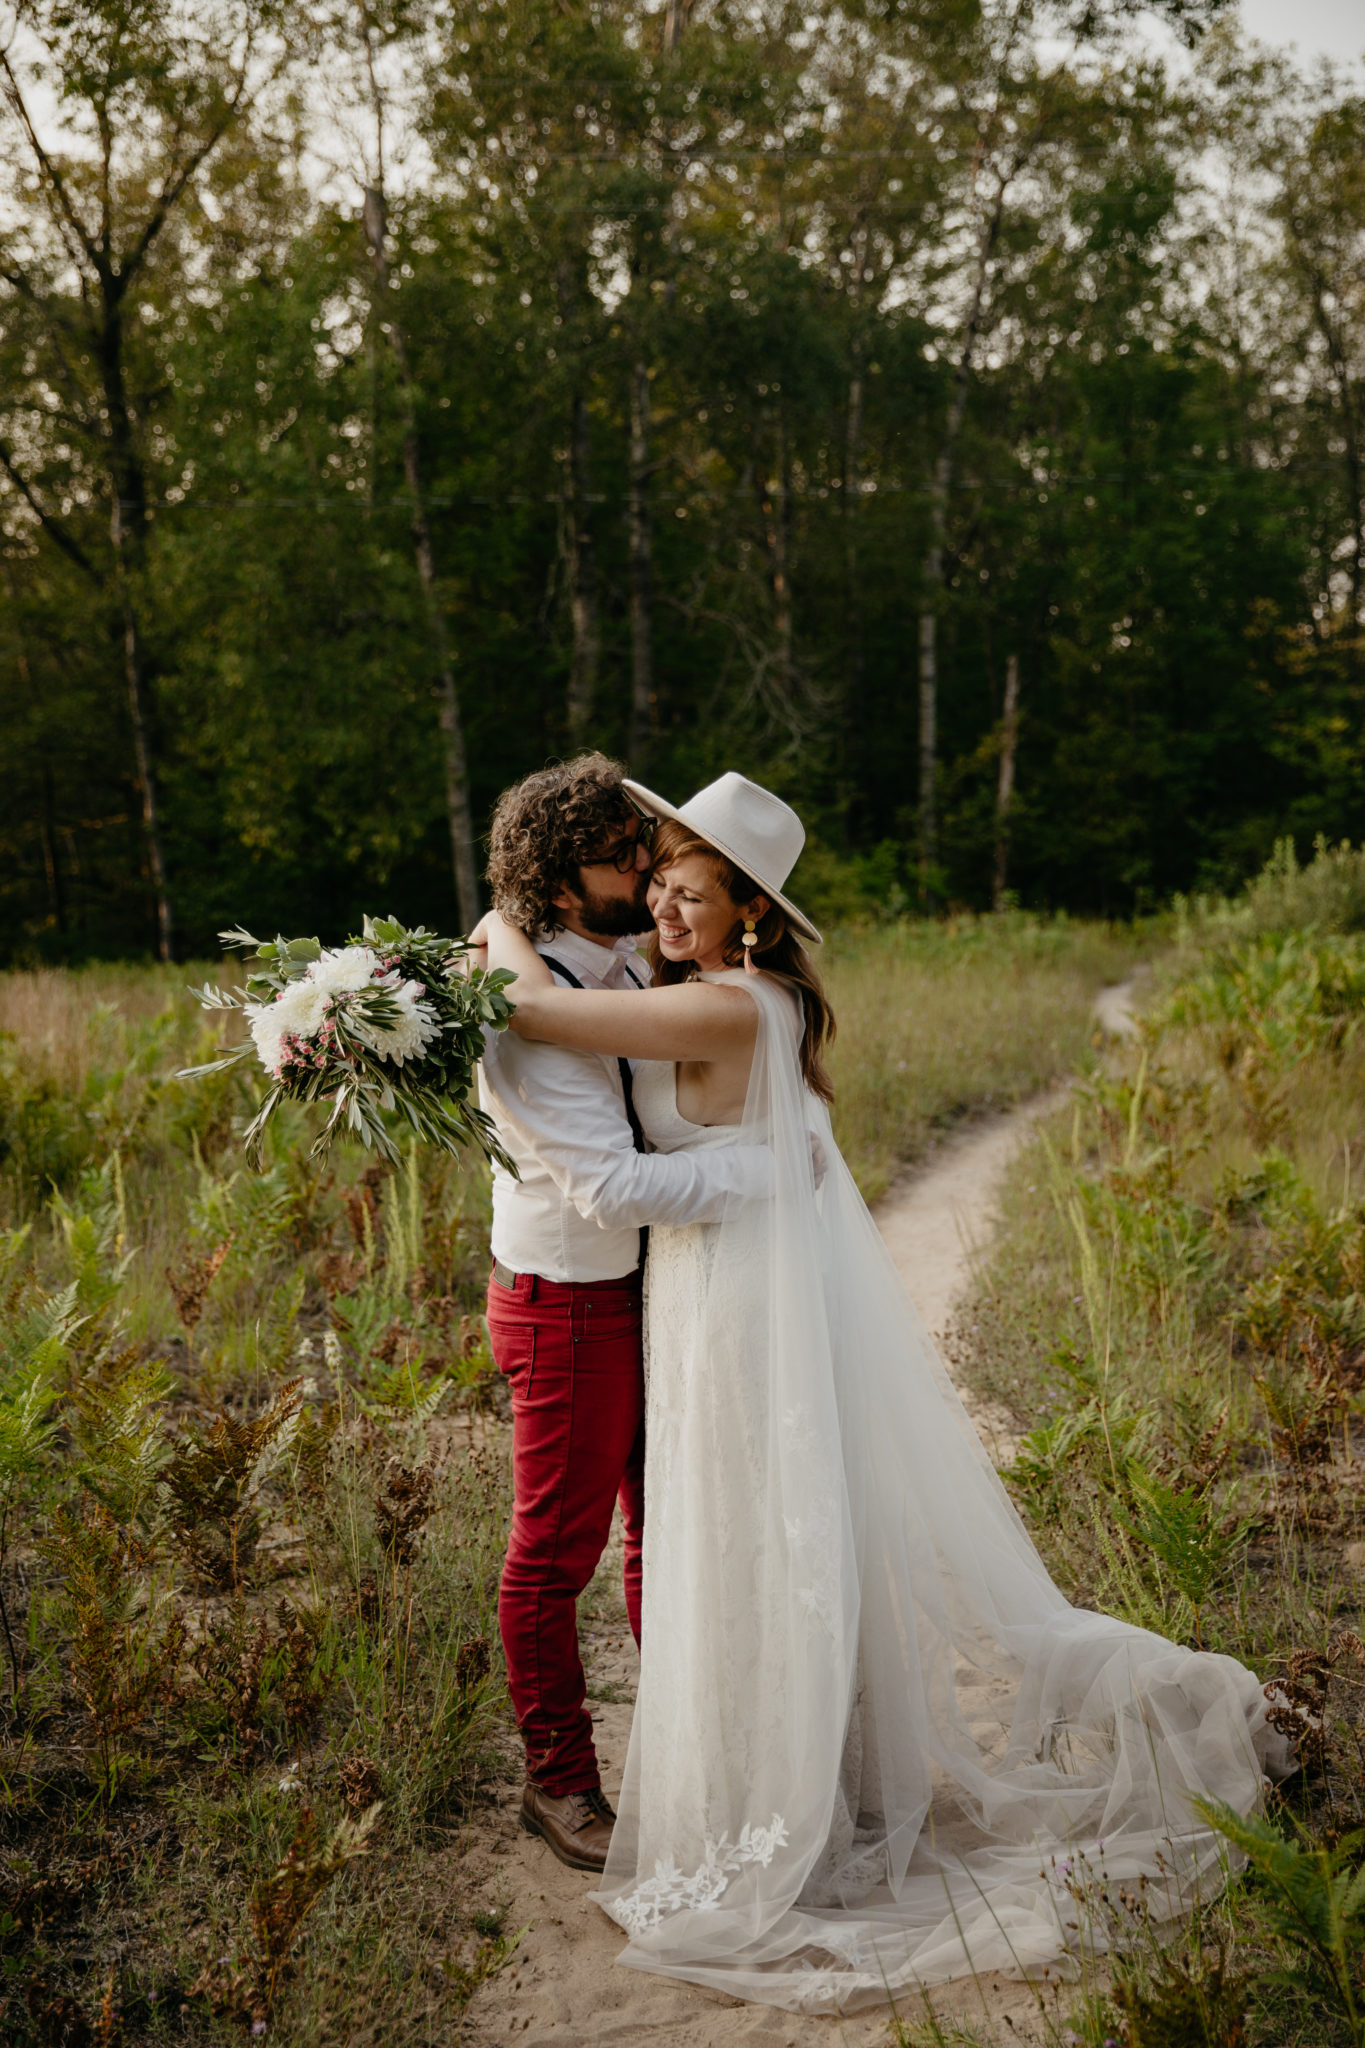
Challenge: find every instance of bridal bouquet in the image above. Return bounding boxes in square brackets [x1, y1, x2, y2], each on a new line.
[183, 917, 517, 1171]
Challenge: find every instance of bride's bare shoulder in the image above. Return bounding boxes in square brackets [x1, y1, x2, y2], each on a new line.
[690, 972, 766, 1014]
[701, 967, 799, 1012]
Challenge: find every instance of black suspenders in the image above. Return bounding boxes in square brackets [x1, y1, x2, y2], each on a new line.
[539, 954, 647, 1265]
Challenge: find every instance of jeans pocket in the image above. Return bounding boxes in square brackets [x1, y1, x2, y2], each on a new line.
[492, 1317, 536, 1398]
[592, 1298, 644, 1343]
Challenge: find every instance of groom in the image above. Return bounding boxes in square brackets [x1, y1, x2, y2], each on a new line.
[478, 752, 772, 1873]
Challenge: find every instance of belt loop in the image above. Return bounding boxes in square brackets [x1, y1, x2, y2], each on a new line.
[526, 1273, 538, 1302]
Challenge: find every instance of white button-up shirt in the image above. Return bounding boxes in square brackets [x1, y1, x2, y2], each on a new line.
[478, 926, 772, 1283]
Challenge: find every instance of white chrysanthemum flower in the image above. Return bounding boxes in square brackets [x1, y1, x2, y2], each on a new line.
[309, 945, 381, 996]
[275, 975, 331, 1039]
[353, 979, 440, 1066]
[246, 976, 330, 1074]
[246, 1002, 288, 1075]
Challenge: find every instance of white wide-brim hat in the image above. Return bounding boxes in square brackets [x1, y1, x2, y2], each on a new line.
[622, 771, 823, 945]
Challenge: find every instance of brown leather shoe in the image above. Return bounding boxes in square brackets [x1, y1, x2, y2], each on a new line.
[520, 1781, 616, 1872]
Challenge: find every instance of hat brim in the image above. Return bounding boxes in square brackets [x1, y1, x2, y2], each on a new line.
[623, 779, 823, 945]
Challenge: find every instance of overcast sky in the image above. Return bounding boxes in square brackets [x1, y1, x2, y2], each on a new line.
[1216, 0, 1362, 66]
[3, 1, 1360, 214]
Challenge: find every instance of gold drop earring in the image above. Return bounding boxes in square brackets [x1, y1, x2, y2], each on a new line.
[742, 918, 759, 974]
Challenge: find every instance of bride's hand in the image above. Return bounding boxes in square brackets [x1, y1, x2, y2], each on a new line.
[454, 913, 492, 980]
[480, 913, 556, 1007]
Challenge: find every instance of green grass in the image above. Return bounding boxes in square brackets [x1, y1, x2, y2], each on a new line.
[0, 913, 1138, 2041]
[825, 913, 1143, 1200]
[951, 869, 1365, 2045]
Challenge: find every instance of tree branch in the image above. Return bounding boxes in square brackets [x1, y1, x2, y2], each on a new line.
[0, 51, 99, 275]
[122, 43, 272, 282]
[0, 442, 99, 581]
[1, 265, 101, 428]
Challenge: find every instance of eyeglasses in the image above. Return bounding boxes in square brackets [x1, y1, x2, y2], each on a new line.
[583, 812, 657, 875]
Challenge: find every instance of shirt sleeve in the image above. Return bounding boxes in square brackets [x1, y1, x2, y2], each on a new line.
[479, 1033, 774, 1230]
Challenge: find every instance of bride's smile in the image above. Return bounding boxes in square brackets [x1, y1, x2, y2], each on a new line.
[648, 853, 766, 972]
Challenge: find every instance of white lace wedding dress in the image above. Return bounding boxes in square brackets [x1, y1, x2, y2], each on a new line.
[594, 970, 1288, 2013]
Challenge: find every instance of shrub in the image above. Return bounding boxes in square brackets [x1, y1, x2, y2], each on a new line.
[1241, 839, 1365, 938]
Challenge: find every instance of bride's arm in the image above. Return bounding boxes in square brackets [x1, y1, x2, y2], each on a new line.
[483, 910, 756, 1061]
[473, 914, 556, 993]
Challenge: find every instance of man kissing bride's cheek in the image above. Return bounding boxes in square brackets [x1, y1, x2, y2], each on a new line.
[473, 752, 1292, 2011]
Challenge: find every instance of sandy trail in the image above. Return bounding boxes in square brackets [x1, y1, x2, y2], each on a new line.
[458, 982, 1140, 2047]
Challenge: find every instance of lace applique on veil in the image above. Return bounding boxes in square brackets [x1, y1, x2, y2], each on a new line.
[608, 1815, 790, 1936]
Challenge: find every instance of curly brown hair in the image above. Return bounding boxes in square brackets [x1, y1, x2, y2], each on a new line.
[486, 753, 635, 935]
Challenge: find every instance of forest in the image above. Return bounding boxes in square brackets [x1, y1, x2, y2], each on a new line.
[1, 0, 1362, 964]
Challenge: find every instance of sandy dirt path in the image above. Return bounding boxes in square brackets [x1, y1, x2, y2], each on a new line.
[457, 983, 1140, 2047]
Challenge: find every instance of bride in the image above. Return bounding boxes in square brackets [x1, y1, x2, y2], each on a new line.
[478, 770, 1288, 2014]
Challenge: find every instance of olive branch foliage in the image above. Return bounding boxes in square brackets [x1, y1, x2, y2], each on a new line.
[181, 916, 518, 1173]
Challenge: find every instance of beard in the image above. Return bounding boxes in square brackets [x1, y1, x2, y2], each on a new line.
[574, 870, 654, 937]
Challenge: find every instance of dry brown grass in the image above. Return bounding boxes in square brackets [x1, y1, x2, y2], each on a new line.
[824, 916, 1142, 1200]
[0, 920, 1141, 1211]
[0, 963, 213, 1090]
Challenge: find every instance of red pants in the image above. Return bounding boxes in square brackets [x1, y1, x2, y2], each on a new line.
[487, 1266, 645, 1796]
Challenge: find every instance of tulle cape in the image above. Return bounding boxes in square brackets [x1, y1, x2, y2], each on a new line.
[594, 971, 1289, 2013]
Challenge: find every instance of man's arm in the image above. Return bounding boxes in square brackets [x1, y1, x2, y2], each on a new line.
[480, 1033, 772, 1230]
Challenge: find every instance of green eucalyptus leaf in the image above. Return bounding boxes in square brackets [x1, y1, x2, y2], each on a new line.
[186, 915, 518, 1175]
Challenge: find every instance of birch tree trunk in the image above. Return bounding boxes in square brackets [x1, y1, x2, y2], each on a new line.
[1285, 168, 1365, 657]
[845, 338, 866, 704]
[8, 577, 67, 934]
[627, 360, 655, 767]
[565, 392, 601, 746]
[114, 535, 173, 961]
[758, 410, 794, 701]
[362, 186, 482, 928]
[623, 0, 691, 765]
[1311, 296, 1363, 643]
[97, 254, 177, 962]
[917, 174, 1010, 902]
[97, 286, 172, 959]
[993, 651, 1021, 911]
